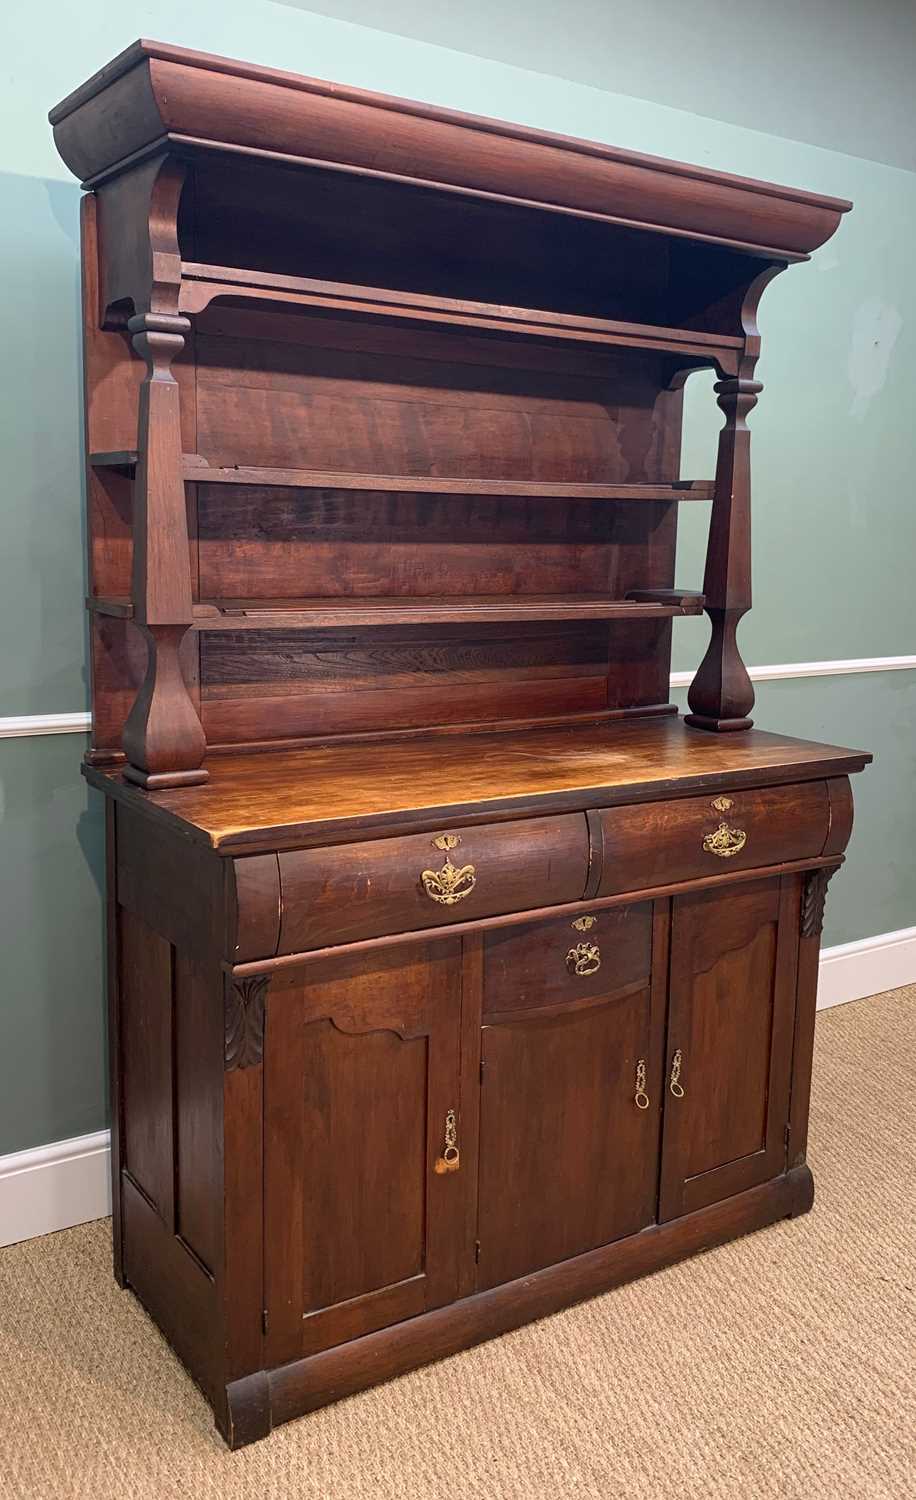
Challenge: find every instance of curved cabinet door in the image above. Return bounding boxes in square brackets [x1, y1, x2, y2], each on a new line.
[476, 979, 663, 1292]
[658, 877, 800, 1222]
[263, 940, 465, 1365]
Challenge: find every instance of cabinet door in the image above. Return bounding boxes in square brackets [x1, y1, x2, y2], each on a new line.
[658, 878, 800, 1222]
[263, 940, 464, 1364]
[476, 910, 664, 1291]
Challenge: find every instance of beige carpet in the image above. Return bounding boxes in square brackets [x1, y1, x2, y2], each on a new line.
[1, 989, 914, 1500]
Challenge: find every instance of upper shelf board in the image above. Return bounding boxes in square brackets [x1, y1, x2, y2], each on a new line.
[87, 593, 706, 630]
[50, 39, 851, 259]
[89, 451, 714, 501]
[178, 262, 744, 358]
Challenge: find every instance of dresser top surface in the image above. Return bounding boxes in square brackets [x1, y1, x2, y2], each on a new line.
[85, 717, 870, 855]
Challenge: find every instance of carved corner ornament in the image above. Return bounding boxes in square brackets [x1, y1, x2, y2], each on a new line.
[801, 868, 835, 939]
[225, 976, 269, 1071]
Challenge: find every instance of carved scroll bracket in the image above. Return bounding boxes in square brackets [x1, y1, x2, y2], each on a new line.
[225, 976, 270, 1071]
[96, 153, 186, 327]
[801, 868, 836, 939]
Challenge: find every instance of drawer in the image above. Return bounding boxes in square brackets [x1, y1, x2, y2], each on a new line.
[277, 814, 590, 954]
[593, 780, 831, 896]
[484, 904, 652, 1019]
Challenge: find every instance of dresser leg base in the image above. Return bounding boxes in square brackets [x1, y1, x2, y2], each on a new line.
[217, 1372, 272, 1451]
[787, 1158, 815, 1217]
[683, 714, 754, 733]
[210, 1166, 813, 1450]
[122, 765, 210, 790]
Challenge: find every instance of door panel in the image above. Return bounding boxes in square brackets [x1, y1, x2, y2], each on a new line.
[659, 877, 800, 1222]
[264, 940, 464, 1364]
[299, 1021, 428, 1308]
[476, 983, 661, 1291]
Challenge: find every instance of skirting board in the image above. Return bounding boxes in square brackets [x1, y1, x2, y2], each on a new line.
[816, 924, 916, 1010]
[2, 927, 914, 1250]
[0, 1130, 111, 1249]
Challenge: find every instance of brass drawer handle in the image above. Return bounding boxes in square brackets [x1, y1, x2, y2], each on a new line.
[634, 1058, 650, 1110]
[420, 857, 476, 905]
[566, 941, 601, 977]
[434, 1108, 460, 1173]
[669, 1049, 685, 1098]
[702, 821, 747, 858]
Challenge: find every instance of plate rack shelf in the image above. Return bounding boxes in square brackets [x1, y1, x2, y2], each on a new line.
[58, 38, 850, 785]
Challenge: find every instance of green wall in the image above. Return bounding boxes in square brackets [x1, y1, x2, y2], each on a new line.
[1, 2, 913, 1155]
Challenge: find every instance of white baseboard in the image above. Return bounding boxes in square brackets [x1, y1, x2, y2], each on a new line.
[816, 925, 916, 1011]
[1, 927, 912, 1248]
[0, 1129, 111, 1248]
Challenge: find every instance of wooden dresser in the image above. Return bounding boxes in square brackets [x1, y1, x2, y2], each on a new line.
[51, 41, 871, 1448]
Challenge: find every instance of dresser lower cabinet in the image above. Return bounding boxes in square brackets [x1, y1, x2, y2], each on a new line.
[111, 786, 842, 1448]
[257, 872, 806, 1367]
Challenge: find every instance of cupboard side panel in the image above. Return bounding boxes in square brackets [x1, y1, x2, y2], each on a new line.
[119, 906, 174, 1229]
[174, 956, 223, 1276]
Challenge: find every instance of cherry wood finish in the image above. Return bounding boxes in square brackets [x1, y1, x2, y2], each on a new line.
[276, 814, 589, 952]
[593, 779, 832, 894]
[658, 878, 801, 1220]
[86, 719, 868, 855]
[482, 904, 652, 1021]
[264, 944, 464, 1364]
[53, 44, 869, 1450]
[477, 983, 659, 1288]
[50, 39, 848, 258]
[58, 43, 853, 774]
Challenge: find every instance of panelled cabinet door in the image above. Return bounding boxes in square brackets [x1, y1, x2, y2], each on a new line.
[658, 877, 800, 1222]
[476, 904, 664, 1290]
[263, 941, 465, 1365]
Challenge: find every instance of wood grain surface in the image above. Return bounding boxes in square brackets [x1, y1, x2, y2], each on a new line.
[86, 718, 870, 852]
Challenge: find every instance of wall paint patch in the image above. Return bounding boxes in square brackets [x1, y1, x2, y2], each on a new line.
[848, 297, 902, 418]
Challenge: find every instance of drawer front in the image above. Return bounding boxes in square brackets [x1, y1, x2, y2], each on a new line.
[594, 780, 831, 896]
[231, 853, 282, 962]
[278, 814, 590, 954]
[484, 904, 652, 1019]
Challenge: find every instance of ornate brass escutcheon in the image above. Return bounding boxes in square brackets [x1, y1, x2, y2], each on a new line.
[669, 1048, 685, 1098]
[434, 1108, 460, 1173]
[420, 856, 477, 904]
[571, 914, 597, 932]
[566, 940, 601, 977]
[702, 820, 747, 858]
[711, 796, 734, 813]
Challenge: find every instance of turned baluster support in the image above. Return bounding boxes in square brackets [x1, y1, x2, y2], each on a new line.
[122, 311, 207, 788]
[685, 374, 763, 732]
